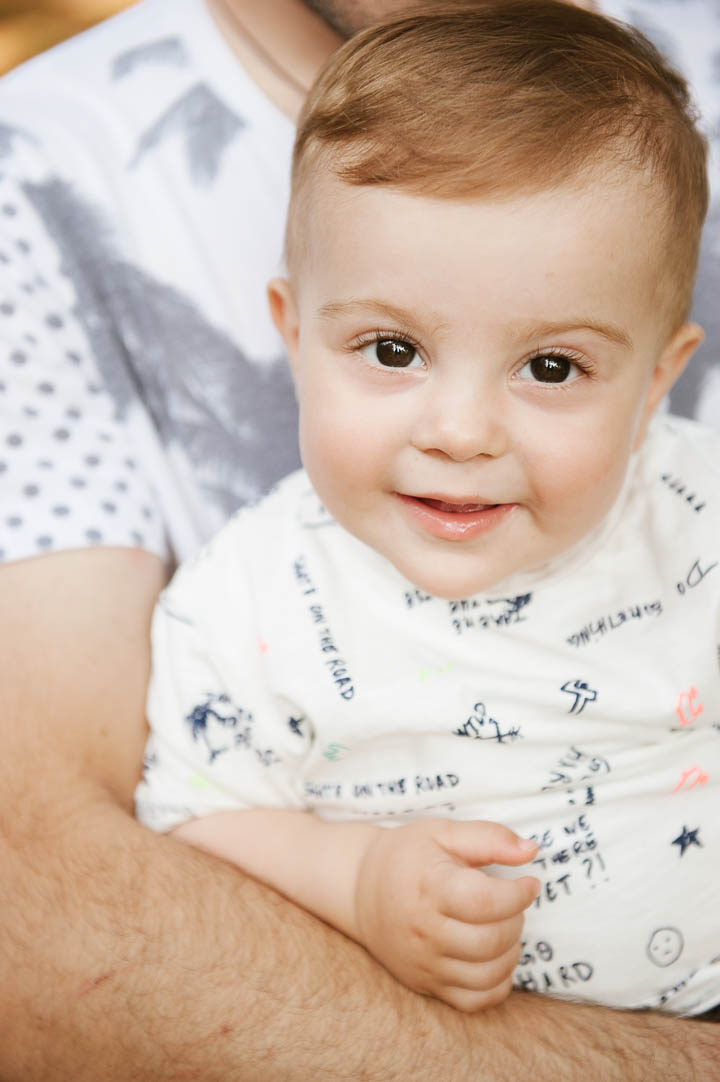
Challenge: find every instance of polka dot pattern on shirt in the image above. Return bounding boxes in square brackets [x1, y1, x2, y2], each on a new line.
[0, 170, 167, 564]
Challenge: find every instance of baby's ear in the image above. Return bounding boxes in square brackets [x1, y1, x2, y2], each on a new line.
[267, 277, 300, 374]
[634, 322, 704, 449]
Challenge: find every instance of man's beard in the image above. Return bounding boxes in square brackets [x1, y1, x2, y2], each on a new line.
[301, 0, 417, 38]
[304, 0, 597, 36]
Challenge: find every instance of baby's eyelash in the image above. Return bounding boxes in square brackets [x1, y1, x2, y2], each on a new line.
[348, 328, 422, 352]
[526, 347, 597, 377]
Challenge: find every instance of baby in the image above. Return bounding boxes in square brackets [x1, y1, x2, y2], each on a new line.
[135, 1, 720, 1015]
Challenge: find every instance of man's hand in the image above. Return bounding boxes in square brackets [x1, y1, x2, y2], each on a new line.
[354, 819, 539, 1011]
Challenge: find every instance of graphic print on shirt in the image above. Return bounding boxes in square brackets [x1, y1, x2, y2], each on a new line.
[19, 177, 300, 514]
[185, 692, 255, 764]
[0, 122, 37, 158]
[111, 38, 191, 80]
[560, 679, 599, 715]
[671, 824, 703, 856]
[452, 700, 523, 743]
[672, 765, 710, 792]
[448, 592, 533, 635]
[310, 770, 460, 820]
[293, 554, 356, 701]
[129, 83, 245, 184]
[541, 746, 610, 807]
[674, 686, 705, 727]
[0, 155, 172, 557]
[418, 662, 454, 683]
[288, 714, 306, 737]
[566, 599, 663, 647]
[675, 555, 718, 596]
[112, 35, 246, 184]
[528, 813, 609, 909]
[647, 927, 685, 967]
[515, 937, 594, 995]
[659, 470, 708, 514]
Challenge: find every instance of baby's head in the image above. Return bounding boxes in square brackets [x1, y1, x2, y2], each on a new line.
[269, 0, 708, 600]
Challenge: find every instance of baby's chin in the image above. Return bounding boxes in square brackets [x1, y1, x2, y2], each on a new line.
[385, 554, 517, 602]
[381, 533, 578, 601]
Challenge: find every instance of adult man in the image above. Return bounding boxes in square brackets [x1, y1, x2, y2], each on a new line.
[0, 1, 717, 1078]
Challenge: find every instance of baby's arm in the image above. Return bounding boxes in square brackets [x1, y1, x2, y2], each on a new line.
[174, 811, 539, 1011]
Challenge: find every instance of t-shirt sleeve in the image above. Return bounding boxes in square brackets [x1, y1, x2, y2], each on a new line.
[135, 521, 311, 833]
[0, 136, 169, 565]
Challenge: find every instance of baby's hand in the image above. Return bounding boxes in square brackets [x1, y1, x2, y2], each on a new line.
[353, 819, 539, 1012]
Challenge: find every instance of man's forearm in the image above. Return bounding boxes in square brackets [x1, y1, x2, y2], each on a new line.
[1, 794, 716, 1082]
[173, 807, 381, 940]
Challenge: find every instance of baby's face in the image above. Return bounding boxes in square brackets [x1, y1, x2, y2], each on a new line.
[272, 172, 700, 599]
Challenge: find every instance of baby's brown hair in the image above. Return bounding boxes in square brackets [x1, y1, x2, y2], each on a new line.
[286, 0, 708, 336]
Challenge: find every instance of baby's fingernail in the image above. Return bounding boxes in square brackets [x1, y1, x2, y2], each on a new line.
[518, 838, 538, 850]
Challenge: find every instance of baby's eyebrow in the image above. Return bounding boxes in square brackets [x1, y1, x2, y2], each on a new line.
[317, 301, 633, 351]
[317, 298, 446, 335]
[514, 318, 633, 350]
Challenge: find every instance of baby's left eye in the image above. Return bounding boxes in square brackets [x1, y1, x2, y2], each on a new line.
[517, 353, 581, 384]
[360, 337, 422, 369]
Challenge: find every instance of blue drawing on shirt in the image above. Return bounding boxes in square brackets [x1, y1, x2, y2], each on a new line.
[561, 679, 598, 715]
[449, 592, 533, 634]
[185, 692, 253, 764]
[671, 825, 703, 857]
[288, 715, 306, 736]
[453, 701, 522, 743]
[675, 556, 718, 596]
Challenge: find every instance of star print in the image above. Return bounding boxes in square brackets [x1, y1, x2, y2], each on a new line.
[671, 825, 702, 856]
[288, 715, 305, 736]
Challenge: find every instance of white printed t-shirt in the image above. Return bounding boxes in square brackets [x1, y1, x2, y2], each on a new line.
[136, 415, 720, 1016]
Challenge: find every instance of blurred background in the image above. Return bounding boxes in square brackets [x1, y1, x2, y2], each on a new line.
[0, 1, 136, 74]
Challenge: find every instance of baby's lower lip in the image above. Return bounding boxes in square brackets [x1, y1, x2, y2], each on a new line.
[395, 494, 515, 540]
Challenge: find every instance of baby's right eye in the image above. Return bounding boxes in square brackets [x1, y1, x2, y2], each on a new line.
[360, 338, 420, 368]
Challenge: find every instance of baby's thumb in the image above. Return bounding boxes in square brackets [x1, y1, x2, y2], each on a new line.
[439, 819, 538, 868]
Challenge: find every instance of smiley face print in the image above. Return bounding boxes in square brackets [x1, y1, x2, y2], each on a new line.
[647, 927, 684, 967]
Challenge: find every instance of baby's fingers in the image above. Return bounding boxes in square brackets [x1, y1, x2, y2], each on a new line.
[437, 911, 524, 963]
[438, 976, 515, 1014]
[438, 866, 539, 923]
[437, 939, 522, 991]
[437, 819, 539, 868]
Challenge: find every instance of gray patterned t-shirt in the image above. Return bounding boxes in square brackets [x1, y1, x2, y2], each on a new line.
[0, 0, 299, 565]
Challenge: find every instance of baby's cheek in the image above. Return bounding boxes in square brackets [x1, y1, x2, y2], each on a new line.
[532, 445, 625, 535]
[299, 415, 363, 502]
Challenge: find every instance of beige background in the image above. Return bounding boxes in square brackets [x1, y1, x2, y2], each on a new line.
[0, 1, 135, 74]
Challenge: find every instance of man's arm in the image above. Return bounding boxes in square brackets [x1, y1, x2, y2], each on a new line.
[174, 810, 539, 1011]
[0, 548, 716, 1081]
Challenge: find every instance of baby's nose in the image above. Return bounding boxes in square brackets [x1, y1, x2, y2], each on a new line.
[410, 379, 507, 462]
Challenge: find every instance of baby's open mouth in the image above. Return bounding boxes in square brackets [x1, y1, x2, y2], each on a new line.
[395, 494, 515, 540]
[418, 498, 497, 514]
